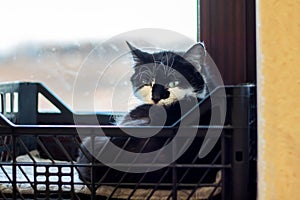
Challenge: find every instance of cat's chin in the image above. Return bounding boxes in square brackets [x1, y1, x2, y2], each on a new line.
[155, 100, 174, 106]
[140, 100, 175, 106]
[137, 97, 181, 106]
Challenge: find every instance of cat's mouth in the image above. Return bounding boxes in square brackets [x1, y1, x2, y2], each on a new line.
[152, 99, 174, 106]
[152, 99, 160, 104]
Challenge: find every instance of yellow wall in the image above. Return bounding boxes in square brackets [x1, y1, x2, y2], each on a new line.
[258, 0, 300, 199]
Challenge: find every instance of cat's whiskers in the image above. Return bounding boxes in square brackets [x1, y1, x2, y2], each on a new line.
[137, 66, 154, 82]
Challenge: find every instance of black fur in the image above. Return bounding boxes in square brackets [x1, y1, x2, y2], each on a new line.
[129, 46, 206, 95]
[122, 42, 208, 125]
[126, 96, 200, 126]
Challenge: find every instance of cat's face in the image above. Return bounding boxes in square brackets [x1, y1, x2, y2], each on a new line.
[127, 42, 207, 106]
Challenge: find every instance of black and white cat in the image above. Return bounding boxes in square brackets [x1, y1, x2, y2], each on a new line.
[77, 42, 218, 188]
[120, 41, 208, 126]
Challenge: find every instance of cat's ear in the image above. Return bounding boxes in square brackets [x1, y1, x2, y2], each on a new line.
[126, 41, 151, 65]
[183, 42, 206, 69]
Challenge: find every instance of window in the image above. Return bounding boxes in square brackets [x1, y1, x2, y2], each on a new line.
[0, 0, 198, 112]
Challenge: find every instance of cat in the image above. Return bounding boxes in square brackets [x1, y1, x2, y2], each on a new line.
[76, 42, 219, 190]
[119, 41, 208, 126]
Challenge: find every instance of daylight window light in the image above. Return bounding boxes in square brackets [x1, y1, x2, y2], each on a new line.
[0, 0, 196, 51]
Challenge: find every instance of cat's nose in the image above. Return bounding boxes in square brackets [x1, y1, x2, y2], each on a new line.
[152, 84, 170, 104]
[152, 92, 170, 104]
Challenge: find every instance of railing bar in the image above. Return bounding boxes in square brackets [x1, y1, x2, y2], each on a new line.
[107, 137, 153, 199]
[36, 137, 55, 162]
[16, 137, 37, 163]
[187, 151, 222, 199]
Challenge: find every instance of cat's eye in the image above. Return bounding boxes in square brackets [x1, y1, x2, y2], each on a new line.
[168, 81, 180, 88]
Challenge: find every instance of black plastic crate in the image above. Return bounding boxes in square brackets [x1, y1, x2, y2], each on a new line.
[0, 82, 257, 200]
[0, 82, 113, 160]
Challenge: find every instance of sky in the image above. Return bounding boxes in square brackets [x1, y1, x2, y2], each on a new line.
[0, 0, 197, 51]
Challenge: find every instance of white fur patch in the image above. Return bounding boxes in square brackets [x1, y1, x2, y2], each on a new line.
[135, 86, 196, 106]
[135, 86, 153, 104]
[158, 87, 195, 106]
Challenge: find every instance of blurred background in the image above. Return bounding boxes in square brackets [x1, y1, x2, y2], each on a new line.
[0, 0, 197, 112]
